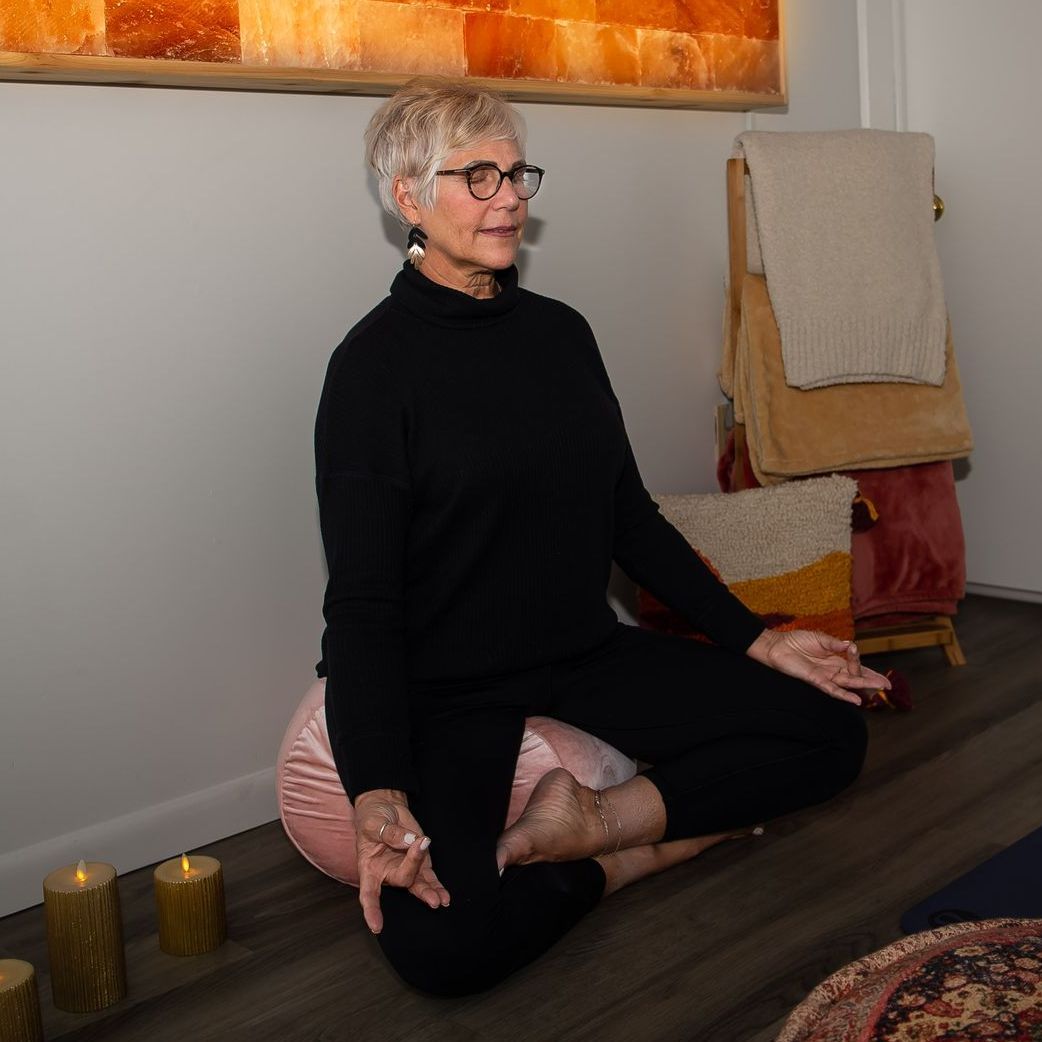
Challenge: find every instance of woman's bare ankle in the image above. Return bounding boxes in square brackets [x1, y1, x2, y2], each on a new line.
[595, 827, 765, 897]
[595, 845, 659, 896]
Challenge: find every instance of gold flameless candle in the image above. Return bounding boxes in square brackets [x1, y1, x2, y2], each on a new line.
[153, 853, 226, 955]
[42, 860, 127, 1012]
[0, 960, 44, 1042]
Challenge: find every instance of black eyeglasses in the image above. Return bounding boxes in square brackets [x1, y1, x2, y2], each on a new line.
[435, 163, 545, 201]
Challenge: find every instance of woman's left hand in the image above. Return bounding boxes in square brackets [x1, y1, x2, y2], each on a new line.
[746, 628, 891, 705]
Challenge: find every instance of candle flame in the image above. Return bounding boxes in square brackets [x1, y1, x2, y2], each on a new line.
[75, 859, 88, 883]
[181, 853, 190, 873]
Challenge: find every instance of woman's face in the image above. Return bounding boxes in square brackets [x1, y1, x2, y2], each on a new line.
[404, 139, 527, 289]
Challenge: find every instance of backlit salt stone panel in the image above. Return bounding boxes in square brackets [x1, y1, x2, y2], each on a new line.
[0, 0, 107, 56]
[382, 0, 510, 10]
[105, 0, 240, 61]
[638, 29, 709, 91]
[358, 3, 464, 75]
[240, 0, 360, 68]
[596, 0, 777, 38]
[555, 21, 639, 87]
[6, 0, 782, 99]
[509, 0, 596, 20]
[465, 12, 556, 81]
[684, 0, 778, 38]
[596, 0, 693, 34]
[703, 33, 779, 93]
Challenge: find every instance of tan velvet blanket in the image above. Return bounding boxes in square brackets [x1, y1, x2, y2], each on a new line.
[733, 275, 973, 485]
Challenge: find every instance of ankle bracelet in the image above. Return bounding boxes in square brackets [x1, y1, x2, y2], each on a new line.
[593, 789, 623, 856]
[593, 790, 610, 854]
[604, 791, 623, 854]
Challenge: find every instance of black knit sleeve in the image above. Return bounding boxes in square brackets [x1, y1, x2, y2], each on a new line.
[574, 316, 766, 653]
[612, 440, 766, 652]
[315, 332, 417, 800]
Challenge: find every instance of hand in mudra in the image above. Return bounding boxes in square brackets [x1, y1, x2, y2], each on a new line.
[353, 788, 450, 934]
[747, 628, 891, 705]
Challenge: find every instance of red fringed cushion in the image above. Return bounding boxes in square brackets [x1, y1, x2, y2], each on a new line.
[850, 461, 966, 620]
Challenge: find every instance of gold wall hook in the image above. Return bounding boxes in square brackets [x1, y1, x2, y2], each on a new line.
[934, 193, 945, 221]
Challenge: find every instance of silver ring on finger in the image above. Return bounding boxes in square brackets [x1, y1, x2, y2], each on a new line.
[379, 821, 390, 841]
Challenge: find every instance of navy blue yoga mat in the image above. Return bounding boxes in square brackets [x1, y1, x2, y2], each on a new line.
[901, 825, 1042, 934]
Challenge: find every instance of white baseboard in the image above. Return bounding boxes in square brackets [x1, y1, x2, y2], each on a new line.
[966, 582, 1042, 605]
[0, 768, 277, 920]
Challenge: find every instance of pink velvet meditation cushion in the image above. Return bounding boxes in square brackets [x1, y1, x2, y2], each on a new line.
[277, 678, 638, 886]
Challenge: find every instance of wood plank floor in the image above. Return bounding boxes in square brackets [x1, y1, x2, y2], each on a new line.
[3, 594, 1041, 1042]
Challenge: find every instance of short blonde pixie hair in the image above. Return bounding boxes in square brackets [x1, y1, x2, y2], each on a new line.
[365, 77, 527, 227]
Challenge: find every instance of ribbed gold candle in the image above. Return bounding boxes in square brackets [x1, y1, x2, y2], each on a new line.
[153, 854, 226, 956]
[0, 960, 44, 1042]
[42, 861, 126, 1013]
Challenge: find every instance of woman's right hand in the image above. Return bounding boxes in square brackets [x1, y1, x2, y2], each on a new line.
[353, 788, 451, 934]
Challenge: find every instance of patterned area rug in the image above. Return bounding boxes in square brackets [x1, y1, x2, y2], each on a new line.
[777, 919, 1042, 1042]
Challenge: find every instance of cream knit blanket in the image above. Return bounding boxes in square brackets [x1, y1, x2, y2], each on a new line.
[733, 130, 948, 389]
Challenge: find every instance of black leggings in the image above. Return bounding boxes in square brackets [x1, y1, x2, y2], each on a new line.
[375, 623, 868, 996]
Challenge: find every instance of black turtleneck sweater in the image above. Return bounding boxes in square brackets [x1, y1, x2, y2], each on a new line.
[315, 263, 765, 799]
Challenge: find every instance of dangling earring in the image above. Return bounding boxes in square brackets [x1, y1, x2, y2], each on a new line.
[406, 226, 427, 268]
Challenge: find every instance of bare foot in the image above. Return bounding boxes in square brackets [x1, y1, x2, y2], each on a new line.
[596, 826, 764, 897]
[496, 767, 604, 873]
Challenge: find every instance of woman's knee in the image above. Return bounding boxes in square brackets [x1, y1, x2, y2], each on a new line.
[820, 698, 869, 790]
[374, 861, 600, 996]
[376, 898, 501, 997]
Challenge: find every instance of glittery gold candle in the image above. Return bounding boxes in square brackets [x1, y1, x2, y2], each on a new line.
[42, 860, 127, 1013]
[153, 854, 226, 956]
[0, 959, 44, 1042]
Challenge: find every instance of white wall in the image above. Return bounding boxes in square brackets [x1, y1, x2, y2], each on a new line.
[860, 0, 1042, 599]
[0, 0, 862, 917]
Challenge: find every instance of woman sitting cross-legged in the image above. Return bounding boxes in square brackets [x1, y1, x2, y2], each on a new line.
[314, 77, 888, 997]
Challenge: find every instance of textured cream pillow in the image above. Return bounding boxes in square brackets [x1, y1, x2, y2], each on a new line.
[640, 474, 857, 640]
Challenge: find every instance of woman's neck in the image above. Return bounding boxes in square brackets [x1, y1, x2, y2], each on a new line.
[391, 259, 520, 329]
[416, 256, 500, 299]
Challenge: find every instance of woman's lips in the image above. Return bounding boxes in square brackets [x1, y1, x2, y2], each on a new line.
[480, 226, 517, 236]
